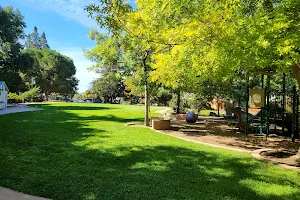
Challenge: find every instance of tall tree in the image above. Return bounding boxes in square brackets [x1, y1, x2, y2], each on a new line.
[124, 39, 155, 125]
[25, 26, 49, 49]
[0, 6, 26, 92]
[85, 26, 155, 125]
[91, 71, 125, 102]
[24, 48, 78, 101]
[83, 90, 93, 98]
[86, 1, 157, 126]
[39, 32, 50, 49]
[25, 26, 40, 49]
[85, 29, 127, 102]
[24, 33, 32, 49]
[31, 26, 40, 48]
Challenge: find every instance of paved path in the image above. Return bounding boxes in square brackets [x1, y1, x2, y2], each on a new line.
[0, 104, 43, 115]
[0, 187, 49, 200]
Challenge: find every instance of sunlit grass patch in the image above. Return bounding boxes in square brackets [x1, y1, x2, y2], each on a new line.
[0, 103, 299, 200]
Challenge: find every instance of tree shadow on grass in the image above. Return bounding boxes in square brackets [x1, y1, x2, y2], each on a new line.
[30, 103, 117, 111]
[75, 114, 144, 124]
[80, 145, 300, 200]
[0, 108, 299, 200]
[29, 104, 144, 123]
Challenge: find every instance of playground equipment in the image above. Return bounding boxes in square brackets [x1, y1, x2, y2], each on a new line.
[226, 72, 299, 142]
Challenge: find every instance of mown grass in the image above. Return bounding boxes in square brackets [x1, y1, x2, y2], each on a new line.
[199, 109, 226, 116]
[0, 103, 299, 200]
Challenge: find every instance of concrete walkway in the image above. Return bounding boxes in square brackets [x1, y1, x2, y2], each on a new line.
[0, 187, 49, 200]
[0, 104, 43, 115]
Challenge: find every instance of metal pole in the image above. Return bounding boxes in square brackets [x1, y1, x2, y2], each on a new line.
[176, 89, 180, 114]
[275, 95, 277, 133]
[282, 73, 286, 134]
[296, 92, 299, 139]
[238, 86, 241, 107]
[217, 96, 220, 117]
[245, 75, 249, 135]
[266, 74, 270, 140]
[261, 74, 264, 135]
[292, 85, 296, 142]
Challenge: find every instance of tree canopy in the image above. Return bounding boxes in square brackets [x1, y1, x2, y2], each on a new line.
[1, 5, 77, 99]
[86, 0, 300, 85]
[0, 6, 26, 92]
[24, 48, 78, 100]
[85, 0, 300, 125]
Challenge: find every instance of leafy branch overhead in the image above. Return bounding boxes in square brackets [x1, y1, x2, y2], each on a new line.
[86, 0, 300, 86]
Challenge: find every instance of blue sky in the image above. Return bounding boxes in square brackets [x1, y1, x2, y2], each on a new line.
[1, 0, 104, 93]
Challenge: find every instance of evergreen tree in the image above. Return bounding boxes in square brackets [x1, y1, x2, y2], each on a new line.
[39, 32, 49, 49]
[25, 26, 46, 49]
[31, 26, 40, 49]
[24, 33, 32, 49]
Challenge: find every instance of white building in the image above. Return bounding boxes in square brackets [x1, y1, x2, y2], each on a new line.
[0, 81, 9, 110]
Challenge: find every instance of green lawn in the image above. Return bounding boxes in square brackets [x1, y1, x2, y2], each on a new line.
[199, 109, 226, 116]
[0, 103, 299, 200]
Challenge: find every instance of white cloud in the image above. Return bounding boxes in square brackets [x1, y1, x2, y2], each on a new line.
[16, 0, 99, 28]
[58, 48, 99, 93]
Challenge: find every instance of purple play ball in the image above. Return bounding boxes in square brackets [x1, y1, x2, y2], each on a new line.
[186, 112, 197, 123]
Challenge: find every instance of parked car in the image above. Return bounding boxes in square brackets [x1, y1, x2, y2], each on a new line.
[93, 99, 103, 103]
[112, 99, 120, 104]
[62, 97, 73, 102]
[83, 98, 93, 103]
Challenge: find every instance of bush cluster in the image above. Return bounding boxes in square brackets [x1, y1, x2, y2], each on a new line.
[8, 86, 42, 103]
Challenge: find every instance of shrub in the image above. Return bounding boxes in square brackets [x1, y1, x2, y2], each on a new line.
[169, 93, 212, 113]
[21, 87, 42, 102]
[8, 93, 22, 104]
[138, 98, 145, 104]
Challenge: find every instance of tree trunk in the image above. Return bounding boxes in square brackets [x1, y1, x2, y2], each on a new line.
[142, 51, 151, 127]
[292, 64, 300, 156]
[217, 97, 220, 117]
[148, 97, 151, 112]
[45, 91, 49, 102]
[176, 89, 181, 114]
[144, 82, 150, 126]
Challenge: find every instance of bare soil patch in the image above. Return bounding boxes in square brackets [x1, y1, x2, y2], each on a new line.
[157, 117, 299, 169]
[161, 118, 299, 153]
[259, 150, 300, 167]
